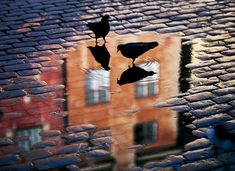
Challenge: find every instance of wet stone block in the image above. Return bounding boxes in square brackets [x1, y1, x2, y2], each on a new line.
[185, 92, 215, 102]
[36, 44, 63, 51]
[7, 47, 36, 54]
[0, 154, 21, 166]
[170, 105, 190, 112]
[0, 59, 25, 67]
[188, 100, 215, 110]
[0, 162, 33, 171]
[39, 130, 61, 138]
[0, 90, 26, 99]
[210, 62, 235, 70]
[144, 155, 184, 169]
[194, 70, 227, 78]
[66, 124, 96, 133]
[215, 56, 235, 63]
[179, 158, 222, 171]
[22, 149, 53, 161]
[3, 63, 41, 72]
[0, 54, 26, 61]
[190, 77, 220, 86]
[192, 113, 232, 128]
[183, 147, 214, 161]
[192, 104, 232, 118]
[0, 72, 17, 79]
[17, 69, 41, 76]
[33, 154, 81, 170]
[31, 140, 58, 149]
[5, 81, 47, 91]
[219, 73, 235, 81]
[57, 143, 87, 154]
[62, 132, 89, 143]
[86, 149, 110, 158]
[188, 85, 217, 94]
[184, 138, 211, 151]
[28, 87, 57, 95]
[0, 145, 24, 155]
[213, 94, 235, 104]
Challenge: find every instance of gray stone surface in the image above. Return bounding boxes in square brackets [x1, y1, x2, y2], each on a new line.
[33, 154, 81, 170]
[0, 0, 235, 170]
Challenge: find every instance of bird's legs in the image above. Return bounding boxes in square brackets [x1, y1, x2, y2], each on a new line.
[132, 58, 136, 64]
[103, 37, 106, 44]
[95, 38, 98, 45]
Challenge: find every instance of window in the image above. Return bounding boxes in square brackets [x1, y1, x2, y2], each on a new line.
[85, 69, 110, 104]
[135, 62, 159, 98]
[134, 121, 157, 144]
[15, 127, 42, 151]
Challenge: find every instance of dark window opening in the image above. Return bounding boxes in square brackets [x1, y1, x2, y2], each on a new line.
[134, 121, 157, 144]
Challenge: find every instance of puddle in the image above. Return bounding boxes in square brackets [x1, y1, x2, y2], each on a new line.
[0, 33, 195, 170]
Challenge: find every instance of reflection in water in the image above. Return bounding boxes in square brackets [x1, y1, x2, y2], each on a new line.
[0, 33, 185, 171]
[85, 69, 110, 104]
[88, 44, 111, 71]
[68, 33, 181, 170]
[117, 41, 159, 62]
[117, 63, 155, 86]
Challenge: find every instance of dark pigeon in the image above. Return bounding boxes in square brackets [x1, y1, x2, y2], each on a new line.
[117, 41, 159, 62]
[87, 15, 110, 44]
[207, 124, 235, 150]
[117, 64, 155, 85]
[87, 44, 111, 71]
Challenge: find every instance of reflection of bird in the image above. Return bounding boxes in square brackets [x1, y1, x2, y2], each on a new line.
[87, 15, 110, 44]
[117, 64, 155, 85]
[88, 44, 111, 70]
[117, 41, 159, 62]
[207, 124, 235, 150]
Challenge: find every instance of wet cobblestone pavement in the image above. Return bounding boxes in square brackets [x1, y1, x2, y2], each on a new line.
[0, 0, 235, 170]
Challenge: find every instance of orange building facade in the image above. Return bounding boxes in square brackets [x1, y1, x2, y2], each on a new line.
[67, 33, 181, 170]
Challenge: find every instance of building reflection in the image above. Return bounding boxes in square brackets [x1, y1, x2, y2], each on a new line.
[0, 60, 64, 151]
[67, 33, 181, 170]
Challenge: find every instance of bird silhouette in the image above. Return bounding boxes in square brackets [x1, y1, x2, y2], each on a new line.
[207, 124, 235, 150]
[117, 41, 159, 62]
[87, 44, 111, 71]
[87, 15, 110, 44]
[117, 64, 155, 85]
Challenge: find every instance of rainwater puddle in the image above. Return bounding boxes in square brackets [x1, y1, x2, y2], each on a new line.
[0, 33, 197, 170]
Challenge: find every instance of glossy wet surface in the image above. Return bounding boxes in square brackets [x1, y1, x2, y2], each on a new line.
[0, 33, 191, 170]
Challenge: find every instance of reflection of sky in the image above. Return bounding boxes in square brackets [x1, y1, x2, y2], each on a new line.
[87, 70, 110, 90]
[137, 62, 159, 83]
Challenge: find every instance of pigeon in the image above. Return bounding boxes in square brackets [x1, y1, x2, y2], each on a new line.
[117, 41, 159, 62]
[117, 64, 155, 85]
[207, 124, 235, 150]
[87, 44, 111, 70]
[87, 15, 110, 44]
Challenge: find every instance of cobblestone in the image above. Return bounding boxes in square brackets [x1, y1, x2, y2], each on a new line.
[0, 90, 26, 99]
[0, 0, 234, 170]
[191, 104, 232, 118]
[185, 92, 215, 102]
[179, 158, 222, 171]
[192, 113, 232, 127]
[34, 154, 81, 170]
[3, 63, 41, 72]
[184, 138, 211, 151]
[22, 149, 53, 161]
[0, 162, 33, 171]
[183, 147, 214, 161]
